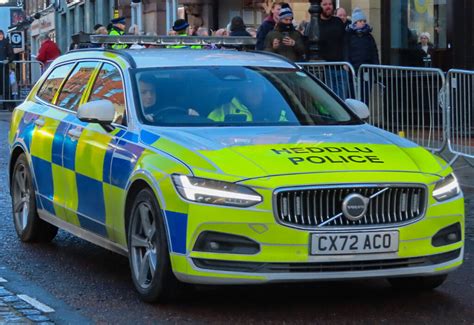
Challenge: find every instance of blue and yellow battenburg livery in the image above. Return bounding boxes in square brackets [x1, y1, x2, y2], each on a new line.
[8, 48, 465, 302]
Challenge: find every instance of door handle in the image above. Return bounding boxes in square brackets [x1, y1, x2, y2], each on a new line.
[34, 118, 45, 127]
[67, 128, 82, 140]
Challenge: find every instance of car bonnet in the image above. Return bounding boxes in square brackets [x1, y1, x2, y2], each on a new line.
[145, 124, 446, 179]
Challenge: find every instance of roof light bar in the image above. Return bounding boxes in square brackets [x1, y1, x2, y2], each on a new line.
[89, 35, 257, 46]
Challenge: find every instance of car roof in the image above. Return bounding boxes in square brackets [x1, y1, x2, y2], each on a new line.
[59, 49, 296, 69]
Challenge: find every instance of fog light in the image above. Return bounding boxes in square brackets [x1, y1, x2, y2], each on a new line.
[447, 233, 458, 242]
[432, 223, 462, 247]
[194, 231, 260, 255]
[209, 241, 220, 250]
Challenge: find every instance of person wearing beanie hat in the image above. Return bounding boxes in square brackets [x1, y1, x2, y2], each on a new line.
[344, 7, 379, 71]
[351, 7, 367, 23]
[344, 7, 379, 102]
[263, 5, 305, 61]
[278, 6, 293, 20]
[108, 16, 128, 49]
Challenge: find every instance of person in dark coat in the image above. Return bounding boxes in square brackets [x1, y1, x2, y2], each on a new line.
[317, 0, 348, 98]
[344, 8, 379, 104]
[256, 2, 285, 50]
[343, 8, 379, 72]
[0, 30, 14, 108]
[229, 16, 251, 37]
[415, 32, 435, 67]
[264, 6, 305, 62]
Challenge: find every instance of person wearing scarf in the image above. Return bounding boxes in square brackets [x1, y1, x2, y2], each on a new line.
[263, 6, 305, 62]
[343, 8, 379, 72]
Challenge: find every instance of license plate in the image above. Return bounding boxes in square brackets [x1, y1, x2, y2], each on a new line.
[310, 231, 399, 255]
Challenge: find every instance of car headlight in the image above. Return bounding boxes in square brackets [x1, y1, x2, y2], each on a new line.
[432, 174, 461, 202]
[172, 175, 262, 207]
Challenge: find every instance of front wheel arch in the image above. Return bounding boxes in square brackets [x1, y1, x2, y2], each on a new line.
[124, 179, 169, 248]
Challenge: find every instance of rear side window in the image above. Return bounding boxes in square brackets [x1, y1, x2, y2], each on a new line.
[56, 62, 99, 111]
[89, 63, 126, 124]
[36, 64, 74, 103]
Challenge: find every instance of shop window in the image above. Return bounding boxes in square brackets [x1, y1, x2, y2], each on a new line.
[389, 0, 447, 67]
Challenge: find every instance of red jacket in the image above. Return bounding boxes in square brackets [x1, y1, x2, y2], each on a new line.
[36, 39, 61, 65]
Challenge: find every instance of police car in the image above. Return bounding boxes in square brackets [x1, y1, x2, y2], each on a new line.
[8, 36, 464, 302]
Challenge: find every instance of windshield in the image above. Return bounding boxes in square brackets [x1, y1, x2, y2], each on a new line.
[134, 66, 361, 127]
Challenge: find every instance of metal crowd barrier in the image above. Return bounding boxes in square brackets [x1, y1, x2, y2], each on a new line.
[298, 62, 357, 100]
[358, 64, 446, 152]
[0, 60, 43, 106]
[446, 69, 474, 158]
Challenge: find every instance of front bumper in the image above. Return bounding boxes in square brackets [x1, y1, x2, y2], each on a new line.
[175, 248, 463, 284]
[167, 173, 465, 285]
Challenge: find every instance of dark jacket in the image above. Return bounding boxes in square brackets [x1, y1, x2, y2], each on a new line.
[0, 38, 13, 62]
[343, 24, 379, 71]
[230, 29, 251, 37]
[415, 43, 435, 67]
[264, 24, 305, 62]
[230, 29, 252, 36]
[318, 16, 346, 61]
[0, 38, 14, 97]
[256, 16, 276, 50]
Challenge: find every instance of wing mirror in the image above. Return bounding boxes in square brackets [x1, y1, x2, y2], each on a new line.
[77, 100, 115, 130]
[345, 99, 370, 120]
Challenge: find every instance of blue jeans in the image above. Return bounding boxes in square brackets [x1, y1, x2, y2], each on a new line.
[326, 69, 350, 100]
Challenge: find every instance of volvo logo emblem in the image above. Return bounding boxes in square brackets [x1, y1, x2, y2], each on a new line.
[342, 193, 369, 221]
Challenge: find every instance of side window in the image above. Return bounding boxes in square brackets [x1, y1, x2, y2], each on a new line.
[56, 62, 99, 111]
[89, 63, 126, 125]
[36, 64, 74, 103]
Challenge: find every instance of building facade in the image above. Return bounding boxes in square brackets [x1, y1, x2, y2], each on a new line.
[381, 0, 474, 70]
[21, 0, 473, 71]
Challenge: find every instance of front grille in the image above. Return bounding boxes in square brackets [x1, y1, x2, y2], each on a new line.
[193, 249, 460, 273]
[275, 185, 426, 228]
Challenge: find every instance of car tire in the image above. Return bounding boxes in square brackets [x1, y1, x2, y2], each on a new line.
[127, 187, 183, 303]
[387, 274, 448, 291]
[11, 153, 58, 243]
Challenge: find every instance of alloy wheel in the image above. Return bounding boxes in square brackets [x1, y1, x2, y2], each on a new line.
[12, 163, 30, 231]
[130, 201, 158, 289]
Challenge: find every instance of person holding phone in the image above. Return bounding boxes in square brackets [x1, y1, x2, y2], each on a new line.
[264, 6, 305, 62]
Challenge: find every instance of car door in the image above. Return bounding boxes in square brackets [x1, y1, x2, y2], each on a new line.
[52, 61, 102, 228]
[27, 63, 75, 220]
[62, 61, 128, 239]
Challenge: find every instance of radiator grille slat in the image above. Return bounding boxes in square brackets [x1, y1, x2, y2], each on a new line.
[276, 186, 426, 228]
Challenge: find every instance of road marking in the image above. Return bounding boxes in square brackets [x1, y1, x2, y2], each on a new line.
[0, 277, 7, 283]
[17, 294, 55, 313]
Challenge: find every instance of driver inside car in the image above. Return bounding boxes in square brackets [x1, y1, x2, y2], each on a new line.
[139, 75, 198, 123]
